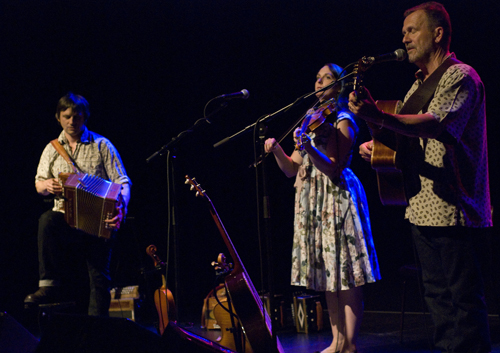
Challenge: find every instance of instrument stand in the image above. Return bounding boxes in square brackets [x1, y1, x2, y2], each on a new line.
[257, 120, 279, 347]
[146, 101, 229, 321]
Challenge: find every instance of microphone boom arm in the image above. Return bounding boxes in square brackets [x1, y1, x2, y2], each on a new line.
[146, 101, 228, 163]
[213, 76, 348, 150]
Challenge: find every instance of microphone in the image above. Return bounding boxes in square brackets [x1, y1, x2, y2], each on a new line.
[217, 89, 250, 100]
[364, 49, 407, 65]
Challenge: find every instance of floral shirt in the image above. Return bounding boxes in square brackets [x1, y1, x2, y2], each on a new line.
[403, 54, 491, 227]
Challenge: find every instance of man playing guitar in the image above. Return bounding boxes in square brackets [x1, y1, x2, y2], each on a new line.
[348, 2, 492, 352]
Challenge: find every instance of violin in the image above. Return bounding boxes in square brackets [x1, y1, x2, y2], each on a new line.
[295, 98, 337, 150]
[146, 244, 177, 334]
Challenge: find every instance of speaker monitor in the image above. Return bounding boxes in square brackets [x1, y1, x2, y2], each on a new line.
[35, 313, 163, 353]
[34, 313, 237, 353]
[0, 312, 39, 353]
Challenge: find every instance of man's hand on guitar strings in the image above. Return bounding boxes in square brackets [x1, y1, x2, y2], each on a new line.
[348, 89, 383, 127]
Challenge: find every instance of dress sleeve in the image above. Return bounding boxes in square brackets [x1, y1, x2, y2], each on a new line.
[336, 110, 359, 137]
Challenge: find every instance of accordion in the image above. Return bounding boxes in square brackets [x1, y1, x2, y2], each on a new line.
[62, 173, 122, 239]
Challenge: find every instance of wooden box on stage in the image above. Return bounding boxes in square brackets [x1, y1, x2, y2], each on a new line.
[292, 294, 323, 333]
[260, 293, 285, 328]
[108, 286, 140, 321]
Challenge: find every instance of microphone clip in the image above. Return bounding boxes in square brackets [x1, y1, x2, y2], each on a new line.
[361, 56, 375, 66]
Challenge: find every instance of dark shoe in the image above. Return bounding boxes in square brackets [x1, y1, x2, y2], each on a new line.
[24, 286, 64, 306]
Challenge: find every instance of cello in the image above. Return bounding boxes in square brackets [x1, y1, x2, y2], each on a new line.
[146, 244, 177, 334]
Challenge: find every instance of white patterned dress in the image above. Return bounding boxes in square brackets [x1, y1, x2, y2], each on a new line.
[290, 113, 381, 292]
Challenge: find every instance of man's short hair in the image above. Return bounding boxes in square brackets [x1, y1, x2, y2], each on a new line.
[55, 92, 90, 121]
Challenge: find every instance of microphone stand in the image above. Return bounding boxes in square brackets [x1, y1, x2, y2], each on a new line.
[146, 100, 229, 319]
[213, 77, 346, 346]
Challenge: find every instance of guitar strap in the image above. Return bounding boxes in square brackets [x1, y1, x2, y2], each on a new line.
[397, 56, 461, 200]
[50, 139, 79, 174]
[398, 56, 461, 115]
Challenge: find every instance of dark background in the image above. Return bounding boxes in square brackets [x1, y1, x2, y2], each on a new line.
[1, 0, 498, 327]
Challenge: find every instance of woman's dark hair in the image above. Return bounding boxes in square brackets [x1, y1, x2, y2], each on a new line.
[324, 63, 344, 81]
[323, 63, 352, 112]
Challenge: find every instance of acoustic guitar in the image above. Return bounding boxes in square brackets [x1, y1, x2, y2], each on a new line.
[146, 244, 177, 335]
[353, 58, 408, 206]
[185, 176, 284, 353]
[370, 100, 408, 206]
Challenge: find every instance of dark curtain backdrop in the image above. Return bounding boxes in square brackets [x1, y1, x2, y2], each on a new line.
[1, 0, 498, 323]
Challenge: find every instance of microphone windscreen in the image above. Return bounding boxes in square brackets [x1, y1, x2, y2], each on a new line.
[394, 49, 407, 61]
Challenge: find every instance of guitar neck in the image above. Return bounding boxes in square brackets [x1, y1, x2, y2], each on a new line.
[207, 200, 244, 274]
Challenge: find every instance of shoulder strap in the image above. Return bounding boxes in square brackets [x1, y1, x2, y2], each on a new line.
[399, 57, 461, 115]
[50, 139, 79, 174]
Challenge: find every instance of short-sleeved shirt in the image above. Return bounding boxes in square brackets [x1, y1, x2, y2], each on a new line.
[35, 127, 131, 212]
[403, 54, 491, 228]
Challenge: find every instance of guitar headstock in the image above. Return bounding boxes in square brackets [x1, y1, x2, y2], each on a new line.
[185, 175, 207, 198]
[353, 57, 373, 99]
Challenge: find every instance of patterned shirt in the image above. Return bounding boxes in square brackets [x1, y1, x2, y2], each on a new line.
[403, 53, 491, 227]
[35, 127, 131, 212]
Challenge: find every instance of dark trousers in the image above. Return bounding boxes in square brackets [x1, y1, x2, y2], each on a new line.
[38, 210, 113, 316]
[411, 224, 491, 353]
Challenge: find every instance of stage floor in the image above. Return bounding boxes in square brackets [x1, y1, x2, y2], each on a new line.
[179, 311, 500, 353]
[20, 309, 499, 352]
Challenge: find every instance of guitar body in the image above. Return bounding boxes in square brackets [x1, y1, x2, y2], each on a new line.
[154, 287, 177, 335]
[225, 270, 278, 353]
[146, 244, 177, 335]
[369, 100, 408, 206]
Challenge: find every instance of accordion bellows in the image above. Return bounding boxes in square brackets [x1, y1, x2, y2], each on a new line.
[63, 173, 122, 239]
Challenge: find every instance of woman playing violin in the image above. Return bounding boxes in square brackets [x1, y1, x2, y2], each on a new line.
[264, 63, 380, 353]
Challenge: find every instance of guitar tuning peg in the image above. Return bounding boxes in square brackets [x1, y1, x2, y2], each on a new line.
[195, 191, 200, 197]
[190, 185, 195, 191]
